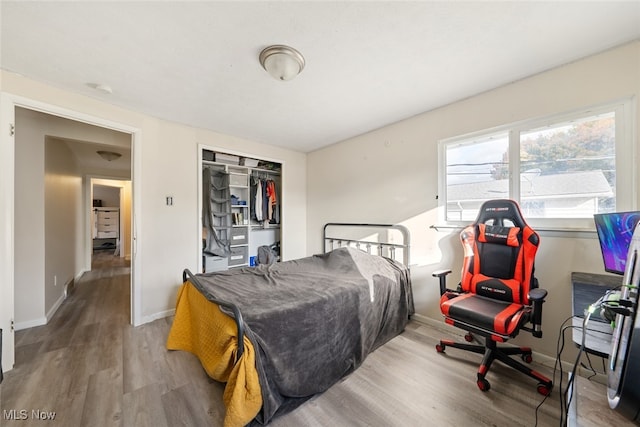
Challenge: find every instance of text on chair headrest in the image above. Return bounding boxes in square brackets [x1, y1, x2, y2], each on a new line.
[477, 224, 520, 247]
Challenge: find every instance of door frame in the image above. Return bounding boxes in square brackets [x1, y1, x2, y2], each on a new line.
[0, 92, 143, 373]
[88, 177, 131, 267]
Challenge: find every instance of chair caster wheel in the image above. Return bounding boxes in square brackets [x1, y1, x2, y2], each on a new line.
[477, 378, 491, 392]
[435, 344, 445, 353]
[522, 353, 533, 363]
[464, 333, 473, 342]
[537, 383, 552, 396]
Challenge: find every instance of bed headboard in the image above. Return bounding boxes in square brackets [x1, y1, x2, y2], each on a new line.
[323, 223, 410, 266]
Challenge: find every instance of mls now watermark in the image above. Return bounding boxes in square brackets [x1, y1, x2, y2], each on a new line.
[3, 409, 57, 421]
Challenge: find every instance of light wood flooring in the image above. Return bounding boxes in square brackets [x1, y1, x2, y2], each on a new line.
[0, 254, 634, 427]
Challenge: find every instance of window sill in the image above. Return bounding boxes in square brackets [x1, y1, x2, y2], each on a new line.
[430, 224, 596, 239]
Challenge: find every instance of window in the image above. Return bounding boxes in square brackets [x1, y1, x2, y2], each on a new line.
[439, 100, 634, 229]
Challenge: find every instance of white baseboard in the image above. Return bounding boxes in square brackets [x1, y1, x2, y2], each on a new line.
[17, 278, 71, 330]
[15, 287, 66, 331]
[411, 313, 442, 329]
[46, 292, 65, 323]
[14, 317, 47, 331]
[140, 308, 175, 325]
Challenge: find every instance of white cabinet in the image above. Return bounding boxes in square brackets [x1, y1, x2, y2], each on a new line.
[94, 207, 119, 239]
[93, 207, 119, 253]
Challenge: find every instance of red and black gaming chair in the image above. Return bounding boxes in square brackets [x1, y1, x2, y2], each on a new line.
[433, 199, 553, 395]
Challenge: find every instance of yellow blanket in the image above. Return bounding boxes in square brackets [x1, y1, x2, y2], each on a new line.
[166, 282, 262, 427]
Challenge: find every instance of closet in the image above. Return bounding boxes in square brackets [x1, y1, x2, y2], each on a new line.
[201, 149, 281, 273]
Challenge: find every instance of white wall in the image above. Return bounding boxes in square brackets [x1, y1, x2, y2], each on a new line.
[1, 69, 308, 330]
[307, 41, 640, 360]
[93, 184, 120, 207]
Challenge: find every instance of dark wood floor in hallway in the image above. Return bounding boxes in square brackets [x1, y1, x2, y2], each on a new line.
[0, 253, 634, 426]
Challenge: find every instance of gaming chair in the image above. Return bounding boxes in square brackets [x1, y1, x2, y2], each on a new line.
[433, 199, 553, 395]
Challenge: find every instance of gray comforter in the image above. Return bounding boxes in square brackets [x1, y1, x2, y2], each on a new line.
[191, 247, 414, 424]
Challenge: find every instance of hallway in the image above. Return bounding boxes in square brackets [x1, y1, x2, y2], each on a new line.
[0, 254, 219, 427]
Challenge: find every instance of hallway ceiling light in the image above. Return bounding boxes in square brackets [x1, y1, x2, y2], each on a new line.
[97, 150, 122, 161]
[259, 45, 305, 81]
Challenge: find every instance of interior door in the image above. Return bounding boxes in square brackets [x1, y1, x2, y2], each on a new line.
[0, 93, 16, 373]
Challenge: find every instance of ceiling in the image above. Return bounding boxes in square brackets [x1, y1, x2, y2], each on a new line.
[2, 1, 640, 153]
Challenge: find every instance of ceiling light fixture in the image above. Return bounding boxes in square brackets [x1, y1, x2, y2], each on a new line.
[259, 45, 305, 81]
[97, 150, 122, 161]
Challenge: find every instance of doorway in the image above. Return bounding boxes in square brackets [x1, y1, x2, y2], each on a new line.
[91, 179, 131, 269]
[0, 94, 142, 373]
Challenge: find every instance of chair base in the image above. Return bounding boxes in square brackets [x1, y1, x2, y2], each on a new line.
[436, 337, 553, 396]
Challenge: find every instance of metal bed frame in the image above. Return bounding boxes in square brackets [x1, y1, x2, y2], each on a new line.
[323, 222, 410, 266]
[182, 223, 411, 361]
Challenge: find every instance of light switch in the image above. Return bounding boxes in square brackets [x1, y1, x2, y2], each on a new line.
[166, 196, 173, 206]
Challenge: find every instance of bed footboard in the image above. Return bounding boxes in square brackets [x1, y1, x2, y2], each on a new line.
[182, 268, 246, 359]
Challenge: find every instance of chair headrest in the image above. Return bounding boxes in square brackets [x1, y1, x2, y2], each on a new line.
[477, 224, 521, 247]
[475, 199, 529, 229]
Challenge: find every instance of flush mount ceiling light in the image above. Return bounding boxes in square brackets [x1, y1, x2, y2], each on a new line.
[97, 150, 122, 161]
[259, 45, 305, 81]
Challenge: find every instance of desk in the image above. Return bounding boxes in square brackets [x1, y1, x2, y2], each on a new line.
[571, 272, 621, 357]
[569, 273, 620, 426]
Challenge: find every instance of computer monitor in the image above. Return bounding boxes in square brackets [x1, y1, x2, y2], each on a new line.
[594, 211, 640, 275]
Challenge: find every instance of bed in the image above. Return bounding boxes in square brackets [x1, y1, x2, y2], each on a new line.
[167, 223, 413, 426]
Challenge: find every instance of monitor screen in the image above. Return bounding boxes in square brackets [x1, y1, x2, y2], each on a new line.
[594, 211, 640, 275]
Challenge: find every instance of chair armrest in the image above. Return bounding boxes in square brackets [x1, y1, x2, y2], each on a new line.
[528, 288, 547, 302]
[528, 287, 548, 338]
[432, 269, 452, 296]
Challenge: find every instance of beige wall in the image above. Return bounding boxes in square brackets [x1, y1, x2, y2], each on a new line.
[13, 109, 47, 326]
[1, 70, 308, 331]
[307, 41, 640, 360]
[44, 138, 81, 319]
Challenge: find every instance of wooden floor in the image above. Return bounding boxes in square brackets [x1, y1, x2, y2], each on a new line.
[0, 254, 634, 427]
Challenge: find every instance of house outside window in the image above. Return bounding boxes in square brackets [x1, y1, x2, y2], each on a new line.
[439, 99, 634, 229]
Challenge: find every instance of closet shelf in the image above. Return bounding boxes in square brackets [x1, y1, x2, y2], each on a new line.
[251, 224, 281, 230]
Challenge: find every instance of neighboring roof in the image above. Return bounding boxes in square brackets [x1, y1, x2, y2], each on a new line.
[447, 170, 613, 202]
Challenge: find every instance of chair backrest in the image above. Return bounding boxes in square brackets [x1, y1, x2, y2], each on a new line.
[460, 199, 539, 305]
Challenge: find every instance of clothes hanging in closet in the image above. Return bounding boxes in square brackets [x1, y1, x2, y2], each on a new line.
[251, 176, 279, 224]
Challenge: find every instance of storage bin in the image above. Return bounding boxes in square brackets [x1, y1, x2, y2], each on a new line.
[202, 150, 215, 161]
[230, 227, 248, 245]
[215, 153, 240, 165]
[229, 173, 248, 187]
[228, 246, 248, 266]
[204, 255, 229, 273]
[240, 157, 259, 167]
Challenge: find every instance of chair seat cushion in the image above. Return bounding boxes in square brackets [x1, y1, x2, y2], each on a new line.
[440, 292, 526, 337]
[471, 274, 522, 304]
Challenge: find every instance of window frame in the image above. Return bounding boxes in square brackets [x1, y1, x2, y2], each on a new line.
[438, 98, 636, 231]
